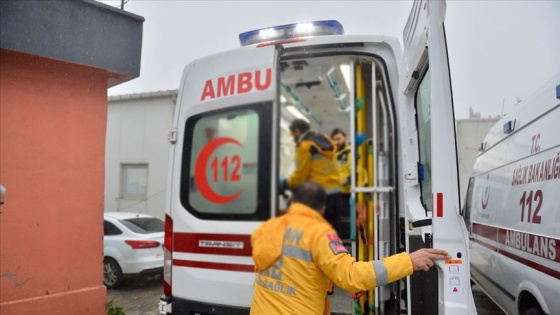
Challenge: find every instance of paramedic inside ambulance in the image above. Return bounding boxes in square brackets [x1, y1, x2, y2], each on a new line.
[279, 119, 343, 236]
[251, 181, 451, 315]
[331, 128, 351, 240]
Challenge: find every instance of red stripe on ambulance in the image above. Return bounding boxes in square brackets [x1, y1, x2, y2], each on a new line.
[200, 68, 272, 101]
[472, 222, 560, 279]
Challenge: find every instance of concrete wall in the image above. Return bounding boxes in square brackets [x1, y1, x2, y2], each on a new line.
[105, 92, 176, 219]
[0, 50, 107, 314]
[0, 0, 144, 87]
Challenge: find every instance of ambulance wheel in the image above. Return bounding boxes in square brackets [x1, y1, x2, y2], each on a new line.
[518, 293, 543, 315]
[521, 306, 543, 315]
[104, 257, 124, 289]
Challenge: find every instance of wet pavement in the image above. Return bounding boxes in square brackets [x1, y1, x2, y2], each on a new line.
[472, 284, 505, 315]
[107, 277, 504, 315]
[107, 276, 162, 315]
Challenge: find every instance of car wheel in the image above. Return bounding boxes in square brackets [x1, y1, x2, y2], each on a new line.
[103, 257, 123, 289]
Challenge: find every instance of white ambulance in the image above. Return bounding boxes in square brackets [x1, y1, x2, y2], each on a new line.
[464, 71, 560, 315]
[160, 1, 476, 314]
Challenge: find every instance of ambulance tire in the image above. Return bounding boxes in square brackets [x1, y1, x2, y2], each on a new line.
[103, 257, 124, 289]
[521, 306, 543, 315]
[518, 293, 544, 315]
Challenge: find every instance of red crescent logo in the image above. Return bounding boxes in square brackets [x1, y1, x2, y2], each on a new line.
[481, 192, 489, 210]
[194, 137, 244, 204]
[481, 175, 490, 210]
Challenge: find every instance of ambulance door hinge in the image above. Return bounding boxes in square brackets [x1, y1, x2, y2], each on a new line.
[399, 217, 406, 248]
[424, 233, 433, 249]
[168, 129, 178, 144]
[409, 218, 432, 229]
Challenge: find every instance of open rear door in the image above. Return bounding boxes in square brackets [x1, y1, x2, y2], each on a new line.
[168, 44, 280, 311]
[402, 1, 477, 314]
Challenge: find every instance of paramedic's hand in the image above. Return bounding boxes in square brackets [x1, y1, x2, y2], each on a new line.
[409, 248, 451, 271]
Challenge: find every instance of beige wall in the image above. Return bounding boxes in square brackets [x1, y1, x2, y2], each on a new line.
[105, 93, 176, 219]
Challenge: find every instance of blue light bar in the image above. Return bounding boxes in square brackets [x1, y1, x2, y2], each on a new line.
[239, 20, 344, 46]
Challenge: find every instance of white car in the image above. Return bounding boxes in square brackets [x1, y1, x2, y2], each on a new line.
[103, 212, 164, 289]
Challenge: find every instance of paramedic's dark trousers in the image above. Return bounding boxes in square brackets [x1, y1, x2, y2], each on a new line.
[323, 193, 343, 237]
[338, 193, 351, 240]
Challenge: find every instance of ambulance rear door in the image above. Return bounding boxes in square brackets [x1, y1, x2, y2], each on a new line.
[169, 44, 280, 311]
[401, 1, 476, 314]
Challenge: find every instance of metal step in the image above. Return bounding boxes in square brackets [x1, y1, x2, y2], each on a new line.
[330, 285, 353, 315]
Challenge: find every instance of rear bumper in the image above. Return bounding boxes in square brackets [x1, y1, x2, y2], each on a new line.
[160, 296, 249, 315]
[124, 267, 163, 278]
[120, 255, 163, 274]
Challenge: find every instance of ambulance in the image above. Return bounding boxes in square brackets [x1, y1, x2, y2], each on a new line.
[160, 1, 476, 314]
[464, 72, 560, 315]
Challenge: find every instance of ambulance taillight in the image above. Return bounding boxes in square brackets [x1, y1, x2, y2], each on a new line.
[163, 214, 173, 296]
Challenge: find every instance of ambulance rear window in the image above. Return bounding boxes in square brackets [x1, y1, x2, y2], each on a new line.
[180, 102, 272, 220]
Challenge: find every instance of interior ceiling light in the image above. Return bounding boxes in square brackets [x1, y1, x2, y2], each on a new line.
[286, 105, 310, 123]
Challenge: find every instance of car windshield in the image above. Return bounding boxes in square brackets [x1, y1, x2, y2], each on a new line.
[120, 217, 164, 234]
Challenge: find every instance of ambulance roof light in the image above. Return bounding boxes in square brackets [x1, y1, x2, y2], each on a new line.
[239, 20, 344, 46]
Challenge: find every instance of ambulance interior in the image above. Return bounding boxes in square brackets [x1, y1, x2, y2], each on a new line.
[277, 54, 406, 313]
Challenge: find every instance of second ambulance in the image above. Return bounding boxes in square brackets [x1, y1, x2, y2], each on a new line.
[464, 72, 560, 315]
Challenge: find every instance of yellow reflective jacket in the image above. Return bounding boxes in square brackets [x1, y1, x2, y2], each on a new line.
[287, 131, 341, 193]
[334, 145, 351, 194]
[250, 203, 413, 315]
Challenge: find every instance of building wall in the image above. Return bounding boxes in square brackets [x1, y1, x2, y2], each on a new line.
[103, 93, 496, 218]
[0, 50, 107, 314]
[104, 93, 300, 218]
[456, 118, 499, 205]
[105, 93, 176, 219]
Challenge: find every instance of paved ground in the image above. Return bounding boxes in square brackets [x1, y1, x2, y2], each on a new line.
[472, 284, 505, 315]
[107, 276, 162, 315]
[107, 277, 504, 315]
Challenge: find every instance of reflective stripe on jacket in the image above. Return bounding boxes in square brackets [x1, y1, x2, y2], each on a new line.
[287, 131, 341, 193]
[250, 203, 413, 315]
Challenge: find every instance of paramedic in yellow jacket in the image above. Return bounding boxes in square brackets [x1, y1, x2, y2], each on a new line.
[280, 119, 342, 235]
[331, 128, 351, 240]
[251, 182, 451, 315]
